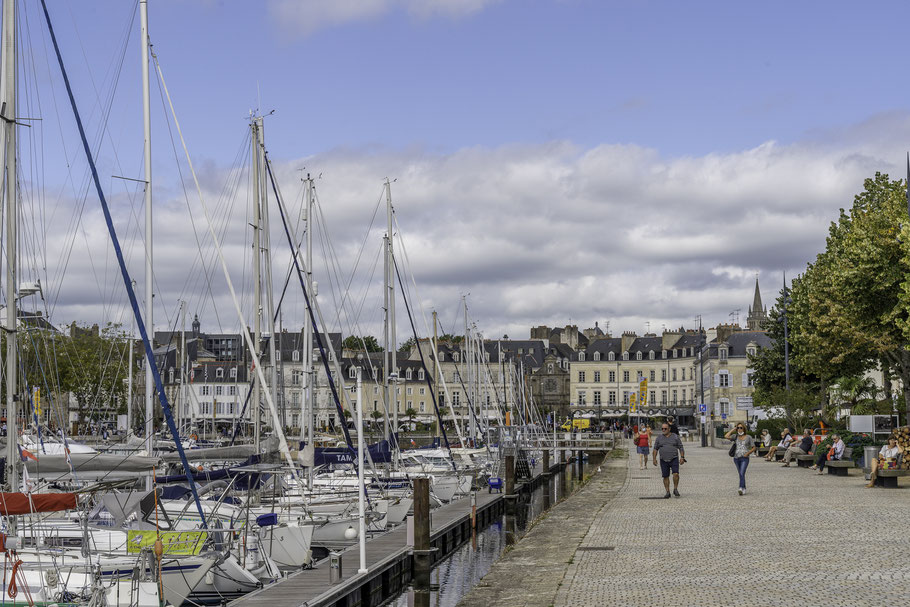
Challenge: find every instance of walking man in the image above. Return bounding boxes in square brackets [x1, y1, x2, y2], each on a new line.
[652, 422, 686, 498]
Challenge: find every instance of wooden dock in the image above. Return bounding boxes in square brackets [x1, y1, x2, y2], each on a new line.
[230, 467, 557, 607]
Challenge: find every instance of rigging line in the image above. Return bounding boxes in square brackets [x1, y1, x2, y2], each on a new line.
[150, 47, 300, 484]
[391, 255, 456, 470]
[38, 0, 208, 527]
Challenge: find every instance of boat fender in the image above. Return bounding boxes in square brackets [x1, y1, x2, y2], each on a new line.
[204, 570, 215, 586]
[45, 568, 59, 588]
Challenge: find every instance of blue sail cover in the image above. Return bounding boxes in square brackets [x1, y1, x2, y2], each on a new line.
[311, 440, 391, 467]
[154, 455, 269, 490]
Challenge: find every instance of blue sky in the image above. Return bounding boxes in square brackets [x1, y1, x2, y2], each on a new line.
[15, 1, 910, 339]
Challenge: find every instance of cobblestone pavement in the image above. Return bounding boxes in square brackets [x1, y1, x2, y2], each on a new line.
[555, 441, 910, 606]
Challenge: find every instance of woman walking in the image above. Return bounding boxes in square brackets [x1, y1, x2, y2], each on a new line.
[634, 424, 652, 469]
[725, 423, 756, 495]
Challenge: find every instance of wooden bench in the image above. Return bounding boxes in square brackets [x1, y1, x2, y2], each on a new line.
[825, 448, 855, 476]
[865, 469, 910, 488]
[756, 446, 771, 457]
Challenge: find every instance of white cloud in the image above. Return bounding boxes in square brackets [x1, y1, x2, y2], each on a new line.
[26, 112, 910, 343]
[267, 0, 503, 36]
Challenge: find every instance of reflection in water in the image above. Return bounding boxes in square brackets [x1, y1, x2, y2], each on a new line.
[389, 453, 605, 607]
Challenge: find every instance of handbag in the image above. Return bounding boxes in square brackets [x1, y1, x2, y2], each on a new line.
[728, 441, 737, 457]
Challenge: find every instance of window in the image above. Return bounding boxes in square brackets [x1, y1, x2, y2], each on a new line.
[407, 387, 413, 396]
[661, 369, 667, 382]
[608, 351, 615, 361]
[453, 393, 461, 407]
[649, 370, 655, 381]
[229, 386, 237, 396]
[719, 399, 731, 416]
[200, 386, 211, 396]
[578, 352, 585, 362]
[230, 367, 238, 379]
[438, 351, 445, 361]
[636, 351, 642, 361]
[608, 391, 616, 404]
[622, 351, 629, 361]
[650, 390, 656, 404]
[673, 349, 678, 358]
[406, 368, 413, 380]
[418, 369, 425, 381]
[608, 371, 616, 382]
[719, 371, 730, 387]
[682, 389, 686, 403]
[168, 368, 175, 383]
[744, 371, 755, 387]
[672, 389, 677, 404]
[547, 363, 554, 374]
[373, 386, 379, 395]
[622, 370, 630, 382]
[419, 387, 425, 395]
[593, 351, 601, 361]
[719, 347, 728, 361]
[293, 350, 300, 362]
[672, 368, 677, 381]
[649, 350, 655, 360]
[216, 367, 224, 378]
[578, 391, 587, 405]
[747, 346, 756, 357]
[661, 390, 667, 404]
[454, 352, 460, 362]
[593, 391, 602, 405]
[622, 391, 629, 405]
[419, 403, 426, 412]
[348, 366, 357, 379]
[215, 386, 223, 396]
[578, 371, 586, 382]
[594, 371, 601, 382]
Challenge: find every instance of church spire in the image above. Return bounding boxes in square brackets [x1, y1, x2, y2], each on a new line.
[747, 276, 767, 330]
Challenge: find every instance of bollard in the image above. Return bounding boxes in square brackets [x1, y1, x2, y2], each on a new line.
[470, 491, 477, 530]
[505, 454, 515, 495]
[559, 448, 566, 465]
[329, 552, 343, 584]
[543, 448, 550, 473]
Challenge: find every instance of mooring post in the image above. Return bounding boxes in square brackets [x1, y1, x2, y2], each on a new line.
[543, 448, 550, 474]
[505, 454, 515, 495]
[413, 477, 432, 590]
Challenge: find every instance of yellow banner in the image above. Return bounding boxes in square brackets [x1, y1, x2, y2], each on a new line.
[639, 379, 648, 406]
[126, 530, 207, 555]
[630, 391, 637, 412]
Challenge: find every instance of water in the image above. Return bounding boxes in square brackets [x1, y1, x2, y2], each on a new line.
[384, 453, 605, 607]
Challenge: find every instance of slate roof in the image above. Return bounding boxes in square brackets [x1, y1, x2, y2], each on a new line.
[709, 331, 772, 357]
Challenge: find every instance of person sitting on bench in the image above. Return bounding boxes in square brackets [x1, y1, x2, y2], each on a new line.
[760, 429, 772, 449]
[781, 429, 813, 466]
[866, 435, 904, 488]
[812, 434, 844, 474]
[765, 428, 793, 461]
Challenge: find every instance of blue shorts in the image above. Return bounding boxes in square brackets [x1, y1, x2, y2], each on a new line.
[659, 457, 679, 478]
[637, 446, 650, 455]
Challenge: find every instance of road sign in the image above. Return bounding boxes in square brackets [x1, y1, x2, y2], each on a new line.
[700, 415, 707, 424]
[721, 413, 727, 420]
[698, 403, 707, 413]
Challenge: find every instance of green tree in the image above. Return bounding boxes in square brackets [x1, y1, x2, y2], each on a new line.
[405, 407, 418, 430]
[342, 335, 382, 353]
[398, 337, 416, 355]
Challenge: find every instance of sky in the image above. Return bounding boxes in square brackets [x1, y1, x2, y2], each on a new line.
[7, 0, 910, 344]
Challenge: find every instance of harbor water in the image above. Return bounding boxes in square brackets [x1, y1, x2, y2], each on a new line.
[384, 452, 605, 607]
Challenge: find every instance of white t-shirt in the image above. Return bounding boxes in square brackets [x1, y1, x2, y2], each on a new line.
[879, 445, 900, 459]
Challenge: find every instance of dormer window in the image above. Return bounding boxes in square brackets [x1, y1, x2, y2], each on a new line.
[662, 350, 668, 359]
[406, 368, 413, 380]
[747, 345, 756, 357]
[636, 351, 642, 361]
[418, 369, 425, 380]
[348, 366, 357, 379]
[622, 351, 629, 361]
[230, 367, 238, 379]
[578, 352, 585, 362]
[649, 350, 655, 360]
[593, 352, 601, 361]
[719, 346, 728, 361]
[547, 363, 554, 374]
[292, 350, 300, 362]
[454, 352, 460, 363]
[673, 349, 678, 358]
[608, 352, 615, 361]
[215, 367, 224, 378]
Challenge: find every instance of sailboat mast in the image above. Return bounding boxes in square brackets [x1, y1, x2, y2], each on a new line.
[251, 117, 263, 451]
[258, 120, 279, 436]
[2, 0, 18, 495]
[303, 175, 314, 484]
[386, 180, 397, 441]
[464, 298, 473, 445]
[140, 0, 154, 484]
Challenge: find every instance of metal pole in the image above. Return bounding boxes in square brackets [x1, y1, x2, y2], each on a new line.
[127, 307, 134, 433]
[356, 367, 367, 574]
[303, 176, 314, 487]
[259, 119, 279, 437]
[782, 271, 790, 391]
[3, 0, 18, 496]
[140, 0, 154, 488]
[251, 118, 262, 451]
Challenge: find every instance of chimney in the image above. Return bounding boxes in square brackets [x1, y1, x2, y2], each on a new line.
[621, 331, 637, 354]
[662, 330, 682, 351]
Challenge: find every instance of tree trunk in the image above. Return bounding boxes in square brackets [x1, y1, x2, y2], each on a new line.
[881, 358, 893, 406]
[901, 352, 910, 425]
